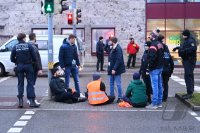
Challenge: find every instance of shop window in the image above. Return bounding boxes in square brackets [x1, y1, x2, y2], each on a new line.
[185, 19, 200, 30]
[147, 19, 165, 31]
[166, 0, 184, 2]
[91, 28, 115, 54]
[187, 0, 200, 2]
[32, 28, 55, 35]
[166, 19, 184, 31]
[36, 40, 48, 50]
[147, 0, 165, 3]
[61, 28, 85, 41]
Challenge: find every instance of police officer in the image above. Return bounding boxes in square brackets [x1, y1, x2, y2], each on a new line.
[96, 36, 105, 71]
[158, 35, 174, 102]
[10, 33, 40, 108]
[173, 29, 197, 99]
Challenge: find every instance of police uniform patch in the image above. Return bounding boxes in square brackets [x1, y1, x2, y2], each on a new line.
[191, 43, 195, 46]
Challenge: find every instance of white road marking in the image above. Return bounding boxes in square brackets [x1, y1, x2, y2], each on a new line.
[0, 76, 11, 83]
[24, 111, 35, 115]
[19, 115, 32, 120]
[7, 127, 22, 133]
[188, 111, 198, 116]
[14, 121, 28, 126]
[195, 117, 200, 121]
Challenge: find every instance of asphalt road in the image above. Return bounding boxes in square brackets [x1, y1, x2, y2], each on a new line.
[0, 69, 200, 133]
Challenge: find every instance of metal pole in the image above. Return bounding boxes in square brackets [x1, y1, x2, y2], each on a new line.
[72, 0, 76, 36]
[48, 13, 53, 99]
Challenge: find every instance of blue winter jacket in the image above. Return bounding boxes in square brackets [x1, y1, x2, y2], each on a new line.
[107, 44, 126, 75]
[59, 40, 80, 68]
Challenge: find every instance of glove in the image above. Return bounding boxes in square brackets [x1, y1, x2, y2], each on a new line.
[172, 46, 180, 52]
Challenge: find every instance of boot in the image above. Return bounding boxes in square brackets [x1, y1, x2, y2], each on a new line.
[18, 97, 23, 108]
[29, 98, 40, 108]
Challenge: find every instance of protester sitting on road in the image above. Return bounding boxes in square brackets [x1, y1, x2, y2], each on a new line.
[85, 73, 115, 105]
[123, 72, 147, 107]
[49, 68, 87, 103]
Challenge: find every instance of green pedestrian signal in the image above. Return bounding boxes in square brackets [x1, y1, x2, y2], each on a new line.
[44, 0, 54, 13]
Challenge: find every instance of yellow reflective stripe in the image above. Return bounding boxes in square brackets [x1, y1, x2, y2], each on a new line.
[88, 96, 107, 101]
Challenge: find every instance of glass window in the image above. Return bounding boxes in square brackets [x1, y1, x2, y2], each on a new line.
[147, 19, 165, 31]
[185, 19, 200, 30]
[36, 40, 48, 50]
[187, 0, 200, 2]
[166, 19, 184, 31]
[32, 29, 55, 35]
[5, 39, 18, 51]
[62, 28, 85, 41]
[91, 28, 115, 53]
[166, 0, 184, 2]
[147, 0, 165, 3]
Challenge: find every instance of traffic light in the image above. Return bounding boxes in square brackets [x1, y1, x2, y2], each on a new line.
[67, 13, 73, 25]
[76, 9, 82, 24]
[44, 0, 54, 13]
[41, 0, 45, 14]
[54, 0, 69, 14]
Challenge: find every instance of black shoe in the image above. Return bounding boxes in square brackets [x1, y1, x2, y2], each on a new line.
[78, 97, 87, 102]
[182, 94, 193, 99]
[101, 69, 106, 71]
[29, 98, 40, 108]
[117, 98, 123, 103]
[96, 70, 100, 72]
[18, 97, 23, 108]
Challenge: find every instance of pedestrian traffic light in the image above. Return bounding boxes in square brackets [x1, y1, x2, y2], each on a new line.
[41, 0, 45, 14]
[76, 9, 82, 24]
[54, 0, 69, 14]
[67, 13, 73, 25]
[44, 0, 54, 13]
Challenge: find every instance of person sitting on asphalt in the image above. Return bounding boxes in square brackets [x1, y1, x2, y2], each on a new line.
[49, 68, 87, 103]
[85, 73, 115, 105]
[123, 72, 148, 107]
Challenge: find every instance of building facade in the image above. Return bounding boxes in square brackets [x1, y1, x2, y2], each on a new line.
[0, 0, 199, 65]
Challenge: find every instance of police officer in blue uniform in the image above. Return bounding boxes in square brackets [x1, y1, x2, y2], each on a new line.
[11, 33, 40, 108]
[173, 29, 197, 99]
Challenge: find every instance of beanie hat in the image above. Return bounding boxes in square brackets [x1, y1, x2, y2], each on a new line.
[182, 29, 190, 37]
[144, 41, 151, 47]
[133, 72, 140, 80]
[93, 73, 101, 81]
[99, 36, 103, 40]
[51, 68, 59, 75]
[150, 29, 160, 39]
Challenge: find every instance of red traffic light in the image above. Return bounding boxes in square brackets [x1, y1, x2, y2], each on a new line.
[67, 13, 73, 25]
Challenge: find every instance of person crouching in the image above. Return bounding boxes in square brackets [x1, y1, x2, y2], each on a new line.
[86, 73, 115, 105]
[49, 68, 86, 103]
[123, 72, 148, 107]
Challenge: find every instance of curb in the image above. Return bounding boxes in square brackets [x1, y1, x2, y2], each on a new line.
[175, 93, 200, 111]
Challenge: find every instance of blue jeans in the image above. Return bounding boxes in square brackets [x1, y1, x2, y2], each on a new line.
[150, 68, 163, 106]
[64, 66, 80, 93]
[17, 64, 35, 99]
[109, 75, 123, 98]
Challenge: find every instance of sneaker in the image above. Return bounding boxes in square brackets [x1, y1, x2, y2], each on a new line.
[182, 94, 193, 99]
[145, 104, 158, 109]
[80, 93, 86, 98]
[27, 99, 41, 105]
[157, 104, 163, 108]
[117, 98, 123, 103]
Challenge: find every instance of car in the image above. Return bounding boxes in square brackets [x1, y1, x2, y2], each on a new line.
[0, 35, 85, 76]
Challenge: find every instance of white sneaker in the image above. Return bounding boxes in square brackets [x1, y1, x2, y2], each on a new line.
[27, 99, 41, 105]
[80, 93, 86, 98]
[145, 104, 158, 109]
[157, 104, 163, 108]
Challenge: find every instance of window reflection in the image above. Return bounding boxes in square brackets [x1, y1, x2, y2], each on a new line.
[147, 19, 165, 31]
[166, 19, 184, 31]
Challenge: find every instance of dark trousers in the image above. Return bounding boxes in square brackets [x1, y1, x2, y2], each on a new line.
[123, 96, 146, 108]
[162, 73, 170, 101]
[64, 66, 80, 93]
[142, 73, 152, 103]
[16, 64, 35, 99]
[127, 54, 136, 68]
[96, 54, 104, 70]
[183, 60, 196, 94]
[33, 69, 38, 86]
[55, 92, 80, 103]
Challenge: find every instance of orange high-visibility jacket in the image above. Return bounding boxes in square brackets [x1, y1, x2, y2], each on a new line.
[87, 80, 109, 105]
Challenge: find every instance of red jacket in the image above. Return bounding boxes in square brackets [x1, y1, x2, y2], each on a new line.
[127, 42, 140, 54]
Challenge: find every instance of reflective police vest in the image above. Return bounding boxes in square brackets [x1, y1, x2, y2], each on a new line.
[87, 80, 109, 105]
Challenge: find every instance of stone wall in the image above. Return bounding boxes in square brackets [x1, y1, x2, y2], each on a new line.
[0, 0, 146, 64]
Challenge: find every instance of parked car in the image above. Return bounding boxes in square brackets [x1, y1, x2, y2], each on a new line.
[0, 35, 85, 76]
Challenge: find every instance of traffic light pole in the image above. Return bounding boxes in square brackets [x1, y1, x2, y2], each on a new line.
[48, 13, 53, 99]
[72, 0, 76, 36]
